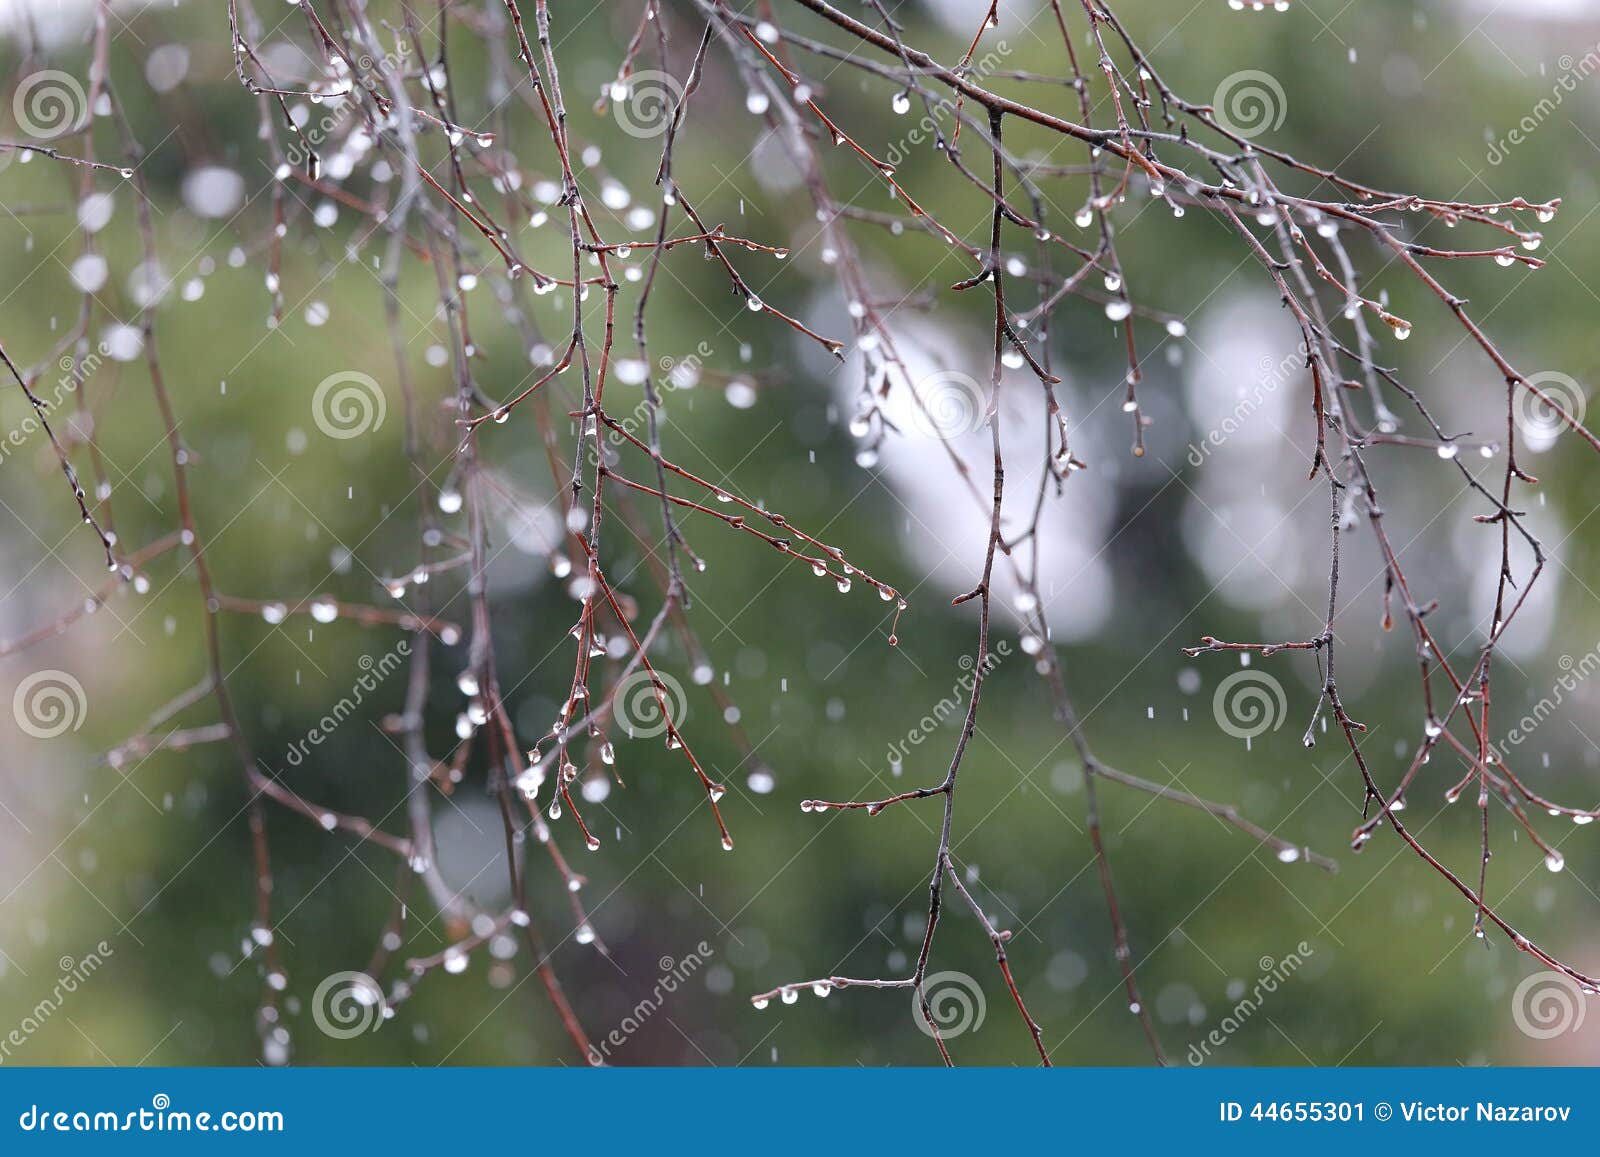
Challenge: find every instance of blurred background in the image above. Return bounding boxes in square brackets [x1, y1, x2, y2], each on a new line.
[2, 0, 1600, 1067]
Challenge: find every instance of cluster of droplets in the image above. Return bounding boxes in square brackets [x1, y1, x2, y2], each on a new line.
[751, 980, 833, 1010]
[453, 669, 489, 743]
